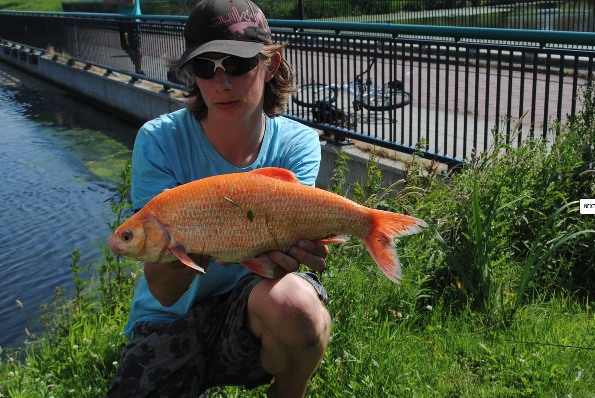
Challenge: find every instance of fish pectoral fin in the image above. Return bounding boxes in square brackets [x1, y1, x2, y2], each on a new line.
[240, 257, 276, 279]
[249, 167, 300, 183]
[316, 235, 351, 245]
[169, 245, 206, 274]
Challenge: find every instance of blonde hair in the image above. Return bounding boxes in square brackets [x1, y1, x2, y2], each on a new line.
[167, 43, 297, 120]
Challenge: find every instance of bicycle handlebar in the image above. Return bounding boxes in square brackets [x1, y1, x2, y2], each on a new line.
[355, 58, 377, 81]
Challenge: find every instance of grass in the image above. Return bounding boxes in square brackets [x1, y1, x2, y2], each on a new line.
[1, 81, 594, 398]
[0, 0, 64, 11]
[315, 294, 594, 397]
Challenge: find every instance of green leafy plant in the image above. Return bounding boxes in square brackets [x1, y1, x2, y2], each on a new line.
[513, 201, 594, 316]
[98, 161, 139, 311]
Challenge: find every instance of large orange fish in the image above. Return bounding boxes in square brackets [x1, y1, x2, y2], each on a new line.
[107, 167, 427, 282]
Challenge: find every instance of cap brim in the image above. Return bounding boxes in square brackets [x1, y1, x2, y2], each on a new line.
[178, 40, 265, 69]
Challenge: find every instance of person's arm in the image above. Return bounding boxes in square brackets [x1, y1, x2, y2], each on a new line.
[130, 123, 201, 308]
[144, 255, 211, 307]
[143, 239, 325, 307]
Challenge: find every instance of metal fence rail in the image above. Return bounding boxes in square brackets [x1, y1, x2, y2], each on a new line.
[1, 11, 594, 164]
[61, 0, 595, 31]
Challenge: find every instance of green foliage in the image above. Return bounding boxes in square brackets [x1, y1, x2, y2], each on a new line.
[330, 148, 351, 196]
[0, 0, 61, 11]
[353, 151, 384, 205]
[326, 81, 595, 321]
[1, 84, 595, 397]
[100, 161, 139, 311]
[210, 282, 595, 397]
[514, 201, 594, 314]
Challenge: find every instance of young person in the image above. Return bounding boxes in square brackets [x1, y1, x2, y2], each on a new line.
[105, 0, 331, 397]
[103, 0, 143, 76]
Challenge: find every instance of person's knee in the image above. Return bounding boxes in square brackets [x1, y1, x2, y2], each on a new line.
[260, 275, 330, 349]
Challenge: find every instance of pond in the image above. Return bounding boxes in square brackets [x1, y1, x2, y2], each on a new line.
[0, 62, 138, 348]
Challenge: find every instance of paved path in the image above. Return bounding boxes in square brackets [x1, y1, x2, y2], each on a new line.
[69, 24, 589, 161]
[286, 48, 586, 160]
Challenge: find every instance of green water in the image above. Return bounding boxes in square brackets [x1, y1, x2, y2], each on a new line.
[0, 62, 138, 348]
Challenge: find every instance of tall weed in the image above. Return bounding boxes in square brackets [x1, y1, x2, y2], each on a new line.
[415, 83, 595, 319]
[328, 82, 595, 321]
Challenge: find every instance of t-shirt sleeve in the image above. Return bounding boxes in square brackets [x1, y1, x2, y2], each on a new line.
[282, 124, 321, 187]
[130, 126, 178, 211]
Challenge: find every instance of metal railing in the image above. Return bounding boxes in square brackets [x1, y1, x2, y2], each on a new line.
[60, 0, 595, 31]
[1, 10, 594, 164]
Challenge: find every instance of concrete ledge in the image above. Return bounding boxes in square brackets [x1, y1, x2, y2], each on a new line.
[0, 42, 184, 124]
[0, 41, 407, 190]
[318, 141, 406, 191]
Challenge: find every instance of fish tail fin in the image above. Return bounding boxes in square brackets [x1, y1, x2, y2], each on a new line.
[360, 210, 428, 283]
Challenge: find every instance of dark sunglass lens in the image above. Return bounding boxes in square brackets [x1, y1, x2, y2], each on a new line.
[191, 58, 215, 79]
[224, 56, 260, 76]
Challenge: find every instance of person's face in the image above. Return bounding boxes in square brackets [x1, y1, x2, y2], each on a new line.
[193, 52, 280, 125]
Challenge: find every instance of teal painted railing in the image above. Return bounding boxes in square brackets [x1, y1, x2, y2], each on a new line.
[1, 11, 594, 163]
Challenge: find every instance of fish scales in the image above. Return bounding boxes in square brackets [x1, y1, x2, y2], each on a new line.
[151, 173, 371, 261]
[107, 167, 428, 282]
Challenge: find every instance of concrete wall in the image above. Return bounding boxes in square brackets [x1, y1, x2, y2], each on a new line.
[0, 42, 407, 191]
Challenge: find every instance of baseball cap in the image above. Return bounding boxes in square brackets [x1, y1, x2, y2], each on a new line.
[178, 0, 273, 69]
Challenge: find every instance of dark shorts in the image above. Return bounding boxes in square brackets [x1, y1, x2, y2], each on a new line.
[105, 272, 327, 398]
[119, 21, 141, 52]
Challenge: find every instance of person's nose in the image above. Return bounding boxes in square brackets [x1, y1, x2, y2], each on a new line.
[212, 68, 232, 91]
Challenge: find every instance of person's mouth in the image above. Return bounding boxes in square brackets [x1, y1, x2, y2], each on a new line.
[215, 100, 238, 109]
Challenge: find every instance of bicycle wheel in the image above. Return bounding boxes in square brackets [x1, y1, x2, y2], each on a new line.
[361, 89, 411, 111]
[292, 83, 338, 107]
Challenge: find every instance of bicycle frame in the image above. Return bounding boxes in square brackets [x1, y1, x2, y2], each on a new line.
[293, 58, 411, 114]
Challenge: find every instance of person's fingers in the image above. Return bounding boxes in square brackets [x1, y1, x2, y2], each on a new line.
[287, 240, 329, 272]
[264, 251, 300, 273]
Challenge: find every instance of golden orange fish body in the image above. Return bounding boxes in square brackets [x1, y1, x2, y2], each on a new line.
[107, 167, 427, 282]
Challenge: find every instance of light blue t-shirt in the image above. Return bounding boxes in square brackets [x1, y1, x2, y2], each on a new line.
[124, 108, 321, 338]
[118, 0, 141, 16]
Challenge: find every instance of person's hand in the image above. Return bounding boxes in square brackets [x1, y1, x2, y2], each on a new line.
[253, 239, 329, 278]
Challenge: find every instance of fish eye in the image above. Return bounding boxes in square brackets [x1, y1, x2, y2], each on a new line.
[121, 230, 133, 242]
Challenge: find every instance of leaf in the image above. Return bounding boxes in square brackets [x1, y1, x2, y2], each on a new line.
[224, 196, 240, 208]
[514, 200, 595, 312]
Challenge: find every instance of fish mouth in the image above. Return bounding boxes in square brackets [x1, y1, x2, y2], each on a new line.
[106, 236, 122, 255]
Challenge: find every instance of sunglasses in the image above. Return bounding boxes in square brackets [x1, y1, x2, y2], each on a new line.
[190, 55, 260, 79]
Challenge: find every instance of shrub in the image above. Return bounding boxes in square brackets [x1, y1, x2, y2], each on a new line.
[406, 83, 595, 319]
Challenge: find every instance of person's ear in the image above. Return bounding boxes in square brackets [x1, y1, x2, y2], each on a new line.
[264, 52, 281, 82]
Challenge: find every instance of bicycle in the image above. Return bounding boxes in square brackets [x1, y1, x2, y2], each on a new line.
[292, 58, 411, 129]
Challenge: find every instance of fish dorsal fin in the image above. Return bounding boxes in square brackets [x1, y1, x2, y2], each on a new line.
[249, 167, 300, 183]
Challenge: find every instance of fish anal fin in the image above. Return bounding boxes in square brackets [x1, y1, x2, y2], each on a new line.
[316, 235, 351, 245]
[241, 258, 276, 278]
[249, 167, 300, 183]
[169, 245, 206, 274]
